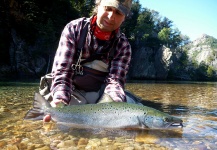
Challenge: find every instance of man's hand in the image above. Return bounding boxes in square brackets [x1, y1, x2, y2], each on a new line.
[43, 99, 64, 122]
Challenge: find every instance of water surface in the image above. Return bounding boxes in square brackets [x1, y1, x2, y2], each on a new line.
[0, 81, 217, 149]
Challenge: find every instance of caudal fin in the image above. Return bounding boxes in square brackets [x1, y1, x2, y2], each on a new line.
[24, 93, 51, 120]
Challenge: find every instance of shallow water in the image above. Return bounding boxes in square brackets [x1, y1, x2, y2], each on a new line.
[0, 81, 217, 150]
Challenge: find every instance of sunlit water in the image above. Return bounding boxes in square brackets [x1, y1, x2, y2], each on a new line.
[0, 81, 217, 150]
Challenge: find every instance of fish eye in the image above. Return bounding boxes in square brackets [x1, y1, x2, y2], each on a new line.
[164, 117, 170, 122]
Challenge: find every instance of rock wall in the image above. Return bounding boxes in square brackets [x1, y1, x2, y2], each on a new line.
[187, 34, 217, 69]
[129, 46, 172, 79]
[0, 29, 48, 78]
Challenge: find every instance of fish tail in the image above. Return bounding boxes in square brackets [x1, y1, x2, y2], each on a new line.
[24, 93, 51, 120]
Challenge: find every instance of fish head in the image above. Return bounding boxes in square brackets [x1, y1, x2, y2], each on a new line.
[161, 115, 183, 128]
[140, 113, 183, 129]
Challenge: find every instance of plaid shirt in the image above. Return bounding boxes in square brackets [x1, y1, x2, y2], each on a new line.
[51, 16, 131, 104]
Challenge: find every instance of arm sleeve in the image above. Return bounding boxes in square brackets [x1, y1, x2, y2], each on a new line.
[51, 22, 77, 104]
[104, 37, 131, 102]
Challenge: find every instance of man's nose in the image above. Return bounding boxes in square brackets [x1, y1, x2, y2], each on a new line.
[108, 11, 115, 20]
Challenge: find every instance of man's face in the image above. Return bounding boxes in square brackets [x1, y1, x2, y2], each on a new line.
[96, 5, 125, 32]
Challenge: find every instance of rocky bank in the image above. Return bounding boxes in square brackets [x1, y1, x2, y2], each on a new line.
[1, 32, 217, 81]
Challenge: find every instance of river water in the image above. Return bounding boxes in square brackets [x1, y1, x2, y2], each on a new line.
[0, 81, 217, 150]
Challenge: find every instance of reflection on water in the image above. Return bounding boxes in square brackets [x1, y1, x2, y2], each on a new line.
[0, 81, 217, 149]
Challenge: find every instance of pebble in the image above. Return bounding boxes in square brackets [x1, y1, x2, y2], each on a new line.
[88, 138, 101, 146]
[135, 134, 158, 144]
[6, 144, 19, 150]
[134, 143, 143, 150]
[17, 142, 28, 150]
[77, 138, 88, 146]
[123, 147, 134, 150]
[59, 147, 77, 150]
[63, 140, 76, 147]
[101, 138, 110, 146]
[0, 141, 7, 148]
[35, 146, 51, 150]
[192, 141, 202, 145]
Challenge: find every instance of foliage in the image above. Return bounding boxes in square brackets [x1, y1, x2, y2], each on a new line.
[179, 50, 189, 67]
[121, 0, 141, 49]
[158, 27, 171, 46]
[70, 0, 95, 17]
[195, 36, 217, 49]
[207, 66, 215, 78]
[207, 36, 217, 49]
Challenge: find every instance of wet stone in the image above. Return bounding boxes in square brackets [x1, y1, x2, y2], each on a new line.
[123, 147, 134, 150]
[77, 138, 88, 146]
[134, 143, 143, 150]
[100, 138, 110, 146]
[0, 140, 7, 148]
[35, 146, 51, 150]
[192, 141, 202, 145]
[56, 142, 65, 148]
[56, 140, 76, 148]
[77, 145, 86, 149]
[63, 139, 76, 147]
[17, 142, 28, 150]
[88, 138, 101, 147]
[6, 144, 19, 150]
[59, 147, 78, 150]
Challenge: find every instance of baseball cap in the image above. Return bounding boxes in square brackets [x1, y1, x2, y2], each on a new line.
[100, 0, 132, 16]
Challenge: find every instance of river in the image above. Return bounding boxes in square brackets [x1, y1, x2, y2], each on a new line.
[0, 81, 217, 149]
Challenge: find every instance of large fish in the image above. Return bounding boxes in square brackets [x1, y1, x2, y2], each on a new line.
[24, 93, 183, 129]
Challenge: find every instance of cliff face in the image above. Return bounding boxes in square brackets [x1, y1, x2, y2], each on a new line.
[129, 46, 173, 80]
[0, 29, 53, 79]
[187, 34, 217, 70]
[129, 34, 217, 80]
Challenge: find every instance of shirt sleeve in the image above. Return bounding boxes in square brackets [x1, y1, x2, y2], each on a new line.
[51, 22, 77, 104]
[104, 37, 131, 102]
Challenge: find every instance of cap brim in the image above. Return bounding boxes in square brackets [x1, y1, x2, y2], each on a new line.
[100, 0, 129, 16]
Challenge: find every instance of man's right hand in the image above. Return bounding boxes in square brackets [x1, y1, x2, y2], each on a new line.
[43, 99, 64, 122]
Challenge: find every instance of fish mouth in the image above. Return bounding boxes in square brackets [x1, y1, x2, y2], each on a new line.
[171, 122, 183, 127]
[167, 122, 183, 128]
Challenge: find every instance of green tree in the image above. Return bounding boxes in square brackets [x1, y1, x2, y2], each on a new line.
[133, 8, 155, 47]
[207, 66, 215, 78]
[70, 0, 95, 17]
[154, 16, 173, 33]
[158, 27, 171, 46]
[122, 0, 141, 41]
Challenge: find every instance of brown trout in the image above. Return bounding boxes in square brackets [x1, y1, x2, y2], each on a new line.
[24, 93, 183, 129]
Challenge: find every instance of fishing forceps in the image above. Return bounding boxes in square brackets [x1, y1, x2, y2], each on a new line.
[71, 51, 83, 75]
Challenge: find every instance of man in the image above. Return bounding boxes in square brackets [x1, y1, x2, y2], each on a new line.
[44, 0, 132, 122]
